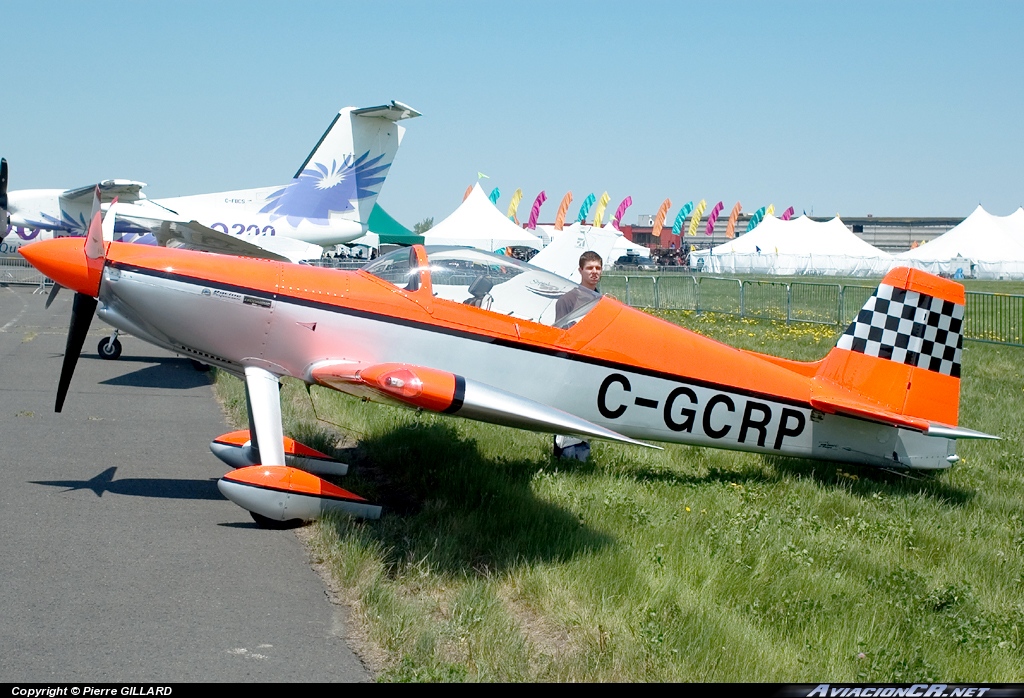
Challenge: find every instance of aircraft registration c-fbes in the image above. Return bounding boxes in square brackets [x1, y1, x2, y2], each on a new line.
[19, 205, 997, 526]
[0, 100, 419, 263]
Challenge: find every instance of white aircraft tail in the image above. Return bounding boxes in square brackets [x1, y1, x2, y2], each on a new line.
[259, 101, 420, 225]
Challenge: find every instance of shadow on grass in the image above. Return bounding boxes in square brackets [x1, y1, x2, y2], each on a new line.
[620, 452, 974, 507]
[760, 454, 975, 505]
[319, 422, 614, 577]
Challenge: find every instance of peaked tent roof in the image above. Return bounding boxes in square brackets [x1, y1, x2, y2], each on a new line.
[898, 205, 1024, 263]
[702, 215, 890, 257]
[690, 215, 892, 276]
[421, 183, 542, 252]
[530, 223, 650, 283]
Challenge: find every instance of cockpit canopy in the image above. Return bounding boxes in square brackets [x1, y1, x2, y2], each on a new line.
[362, 246, 602, 328]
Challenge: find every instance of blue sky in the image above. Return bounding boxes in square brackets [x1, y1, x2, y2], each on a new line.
[4, 1, 1022, 225]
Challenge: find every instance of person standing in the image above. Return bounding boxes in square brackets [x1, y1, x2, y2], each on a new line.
[553, 251, 603, 461]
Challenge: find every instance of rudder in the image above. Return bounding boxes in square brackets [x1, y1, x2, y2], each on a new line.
[816, 267, 964, 427]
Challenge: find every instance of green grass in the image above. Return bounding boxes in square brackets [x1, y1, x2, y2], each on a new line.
[213, 312, 1024, 682]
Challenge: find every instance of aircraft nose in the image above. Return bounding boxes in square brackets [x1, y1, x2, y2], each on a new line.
[19, 237, 103, 297]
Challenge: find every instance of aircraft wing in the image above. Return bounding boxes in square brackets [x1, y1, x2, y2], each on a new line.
[61, 180, 147, 204]
[307, 360, 659, 448]
[114, 203, 324, 263]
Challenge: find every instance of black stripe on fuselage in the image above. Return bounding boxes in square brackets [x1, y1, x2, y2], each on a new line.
[110, 261, 813, 410]
[445, 375, 467, 414]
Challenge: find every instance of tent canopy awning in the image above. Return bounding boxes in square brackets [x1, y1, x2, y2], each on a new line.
[421, 183, 543, 252]
[368, 204, 413, 235]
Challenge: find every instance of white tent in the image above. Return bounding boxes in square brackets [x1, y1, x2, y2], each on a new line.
[531, 223, 649, 282]
[897, 205, 1024, 279]
[421, 183, 543, 252]
[690, 215, 892, 277]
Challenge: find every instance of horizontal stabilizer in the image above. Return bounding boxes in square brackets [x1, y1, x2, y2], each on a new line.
[308, 361, 660, 449]
[810, 393, 930, 432]
[61, 180, 147, 203]
[351, 100, 421, 121]
[810, 390, 998, 440]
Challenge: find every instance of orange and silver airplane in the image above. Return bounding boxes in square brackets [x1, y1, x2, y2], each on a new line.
[19, 206, 997, 526]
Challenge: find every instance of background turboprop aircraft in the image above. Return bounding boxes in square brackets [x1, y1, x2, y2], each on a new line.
[0, 100, 420, 263]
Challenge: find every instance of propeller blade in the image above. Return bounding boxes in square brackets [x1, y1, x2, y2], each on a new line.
[1, 157, 9, 229]
[55, 292, 97, 413]
[44, 282, 62, 309]
[0, 157, 8, 210]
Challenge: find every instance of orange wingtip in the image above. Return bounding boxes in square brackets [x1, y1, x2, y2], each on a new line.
[882, 267, 965, 305]
[212, 430, 333, 460]
[222, 465, 367, 502]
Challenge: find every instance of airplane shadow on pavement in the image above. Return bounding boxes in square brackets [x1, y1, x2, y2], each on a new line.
[99, 360, 213, 390]
[31, 466, 224, 500]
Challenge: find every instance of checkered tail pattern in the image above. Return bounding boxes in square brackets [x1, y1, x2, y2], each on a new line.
[837, 283, 964, 378]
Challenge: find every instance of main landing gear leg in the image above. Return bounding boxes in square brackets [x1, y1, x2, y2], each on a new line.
[216, 366, 381, 525]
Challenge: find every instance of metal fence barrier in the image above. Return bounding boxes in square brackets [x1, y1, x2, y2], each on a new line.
[790, 282, 840, 325]
[964, 292, 1024, 347]
[838, 285, 876, 326]
[0, 258, 48, 289]
[603, 273, 1024, 347]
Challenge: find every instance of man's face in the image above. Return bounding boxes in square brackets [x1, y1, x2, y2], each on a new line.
[580, 260, 603, 290]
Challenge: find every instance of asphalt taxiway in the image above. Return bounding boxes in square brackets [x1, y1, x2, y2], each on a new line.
[0, 284, 371, 682]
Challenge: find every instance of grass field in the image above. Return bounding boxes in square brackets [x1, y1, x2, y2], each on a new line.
[213, 309, 1024, 682]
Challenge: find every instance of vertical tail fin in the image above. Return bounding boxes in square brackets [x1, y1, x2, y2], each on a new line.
[815, 268, 965, 427]
[260, 101, 420, 225]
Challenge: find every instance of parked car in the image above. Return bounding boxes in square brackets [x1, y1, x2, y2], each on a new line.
[613, 253, 655, 271]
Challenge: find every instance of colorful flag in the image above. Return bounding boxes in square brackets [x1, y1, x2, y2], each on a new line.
[746, 206, 767, 233]
[592, 192, 611, 227]
[611, 196, 632, 230]
[463, 185, 473, 202]
[554, 192, 573, 230]
[705, 201, 725, 236]
[725, 202, 742, 238]
[576, 193, 597, 224]
[652, 198, 672, 244]
[687, 199, 707, 237]
[489, 187, 501, 204]
[526, 191, 547, 230]
[507, 188, 524, 224]
[672, 201, 694, 237]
